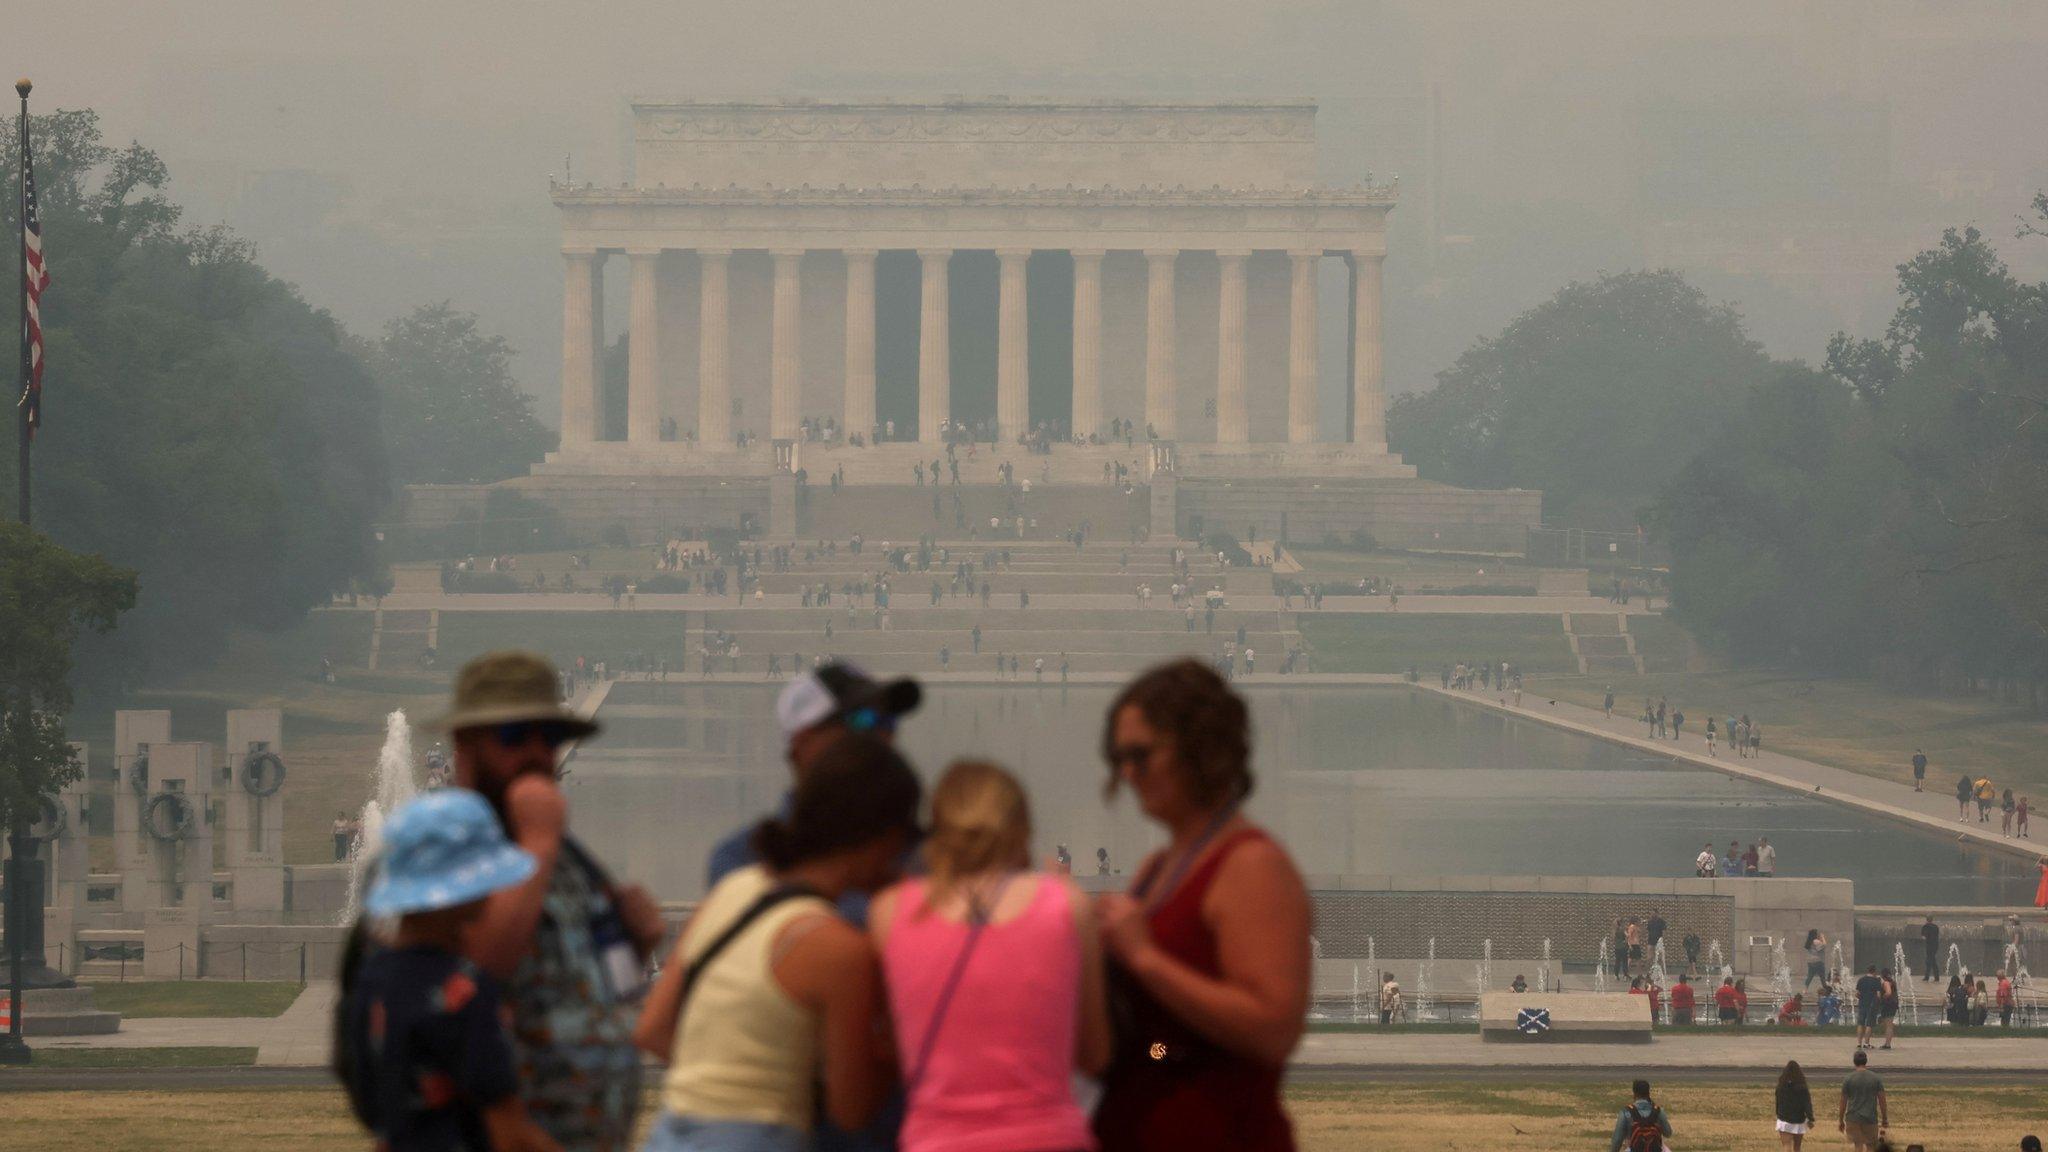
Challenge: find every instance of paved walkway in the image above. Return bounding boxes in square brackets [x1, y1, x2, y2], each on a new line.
[32, 982, 337, 1066]
[1299, 1029, 2048, 1071]
[343, 592, 1648, 615]
[1433, 684, 2048, 866]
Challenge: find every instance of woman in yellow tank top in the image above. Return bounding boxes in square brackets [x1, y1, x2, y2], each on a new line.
[634, 736, 924, 1152]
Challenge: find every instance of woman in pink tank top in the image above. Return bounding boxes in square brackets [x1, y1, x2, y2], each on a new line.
[871, 761, 1112, 1152]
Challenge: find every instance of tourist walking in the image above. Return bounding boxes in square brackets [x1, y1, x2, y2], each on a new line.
[1606, 1080, 1672, 1152]
[1774, 1060, 1815, 1152]
[1704, 716, 1717, 756]
[2003, 788, 2017, 836]
[1802, 930, 1827, 988]
[1878, 968, 1899, 1048]
[1092, 659, 1312, 1152]
[1921, 915, 1941, 981]
[869, 760, 1109, 1152]
[1714, 975, 1742, 1025]
[1853, 964, 1884, 1049]
[1379, 972, 1402, 1025]
[1668, 974, 1694, 1024]
[1957, 773, 1974, 820]
[438, 652, 665, 1151]
[1997, 969, 2016, 1027]
[338, 790, 554, 1152]
[1836, 1050, 1888, 1152]
[1911, 748, 1927, 792]
[633, 737, 922, 1152]
[333, 810, 353, 861]
[1976, 776, 1997, 822]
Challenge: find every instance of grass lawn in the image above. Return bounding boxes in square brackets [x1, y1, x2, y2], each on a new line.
[1526, 666, 2048, 796]
[1287, 1080, 2041, 1152]
[84, 981, 304, 1019]
[434, 609, 692, 668]
[0, 1047, 258, 1072]
[1298, 614, 1578, 675]
[3, 1080, 2038, 1152]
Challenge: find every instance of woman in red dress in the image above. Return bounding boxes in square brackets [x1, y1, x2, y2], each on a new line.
[2034, 856, 2048, 908]
[1092, 659, 1313, 1152]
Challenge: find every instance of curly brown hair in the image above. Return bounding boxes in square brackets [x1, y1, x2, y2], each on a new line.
[1101, 658, 1254, 808]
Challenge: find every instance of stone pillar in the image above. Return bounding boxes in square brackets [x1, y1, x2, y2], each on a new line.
[1144, 249, 1178, 441]
[1288, 250, 1320, 444]
[770, 249, 803, 441]
[223, 710, 285, 914]
[1352, 252, 1387, 451]
[559, 250, 600, 445]
[626, 249, 662, 444]
[918, 249, 951, 443]
[843, 249, 878, 442]
[997, 248, 1031, 443]
[140, 741, 213, 977]
[1215, 249, 1250, 444]
[697, 249, 731, 447]
[1070, 249, 1104, 439]
[113, 710, 171, 913]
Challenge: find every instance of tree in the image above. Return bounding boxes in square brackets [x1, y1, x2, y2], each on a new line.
[371, 303, 555, 485]
[0, 109, 388, 668]
[1388, 270, 1773, 528]
[0, 524, 137, 828]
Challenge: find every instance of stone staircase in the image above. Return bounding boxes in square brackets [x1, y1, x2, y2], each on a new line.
[1563, 613, 1642, 676]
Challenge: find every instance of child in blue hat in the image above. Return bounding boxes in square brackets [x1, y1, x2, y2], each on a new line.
[339, 789, 556, 1152]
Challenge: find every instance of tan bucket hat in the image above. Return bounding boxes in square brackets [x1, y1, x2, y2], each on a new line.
[428, 650, 599, 737]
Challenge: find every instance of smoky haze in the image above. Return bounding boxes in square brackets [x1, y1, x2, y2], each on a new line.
[22, 0, 2048, 419]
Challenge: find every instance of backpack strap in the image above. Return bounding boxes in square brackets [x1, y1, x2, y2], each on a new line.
[678, 884, 824, 1011]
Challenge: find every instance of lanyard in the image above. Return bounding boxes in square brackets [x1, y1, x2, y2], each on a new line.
[1135, 805, 1239, 910]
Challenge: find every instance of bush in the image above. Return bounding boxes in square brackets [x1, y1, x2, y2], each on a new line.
[448, 570, 525, 594]
[1350, 528, 1379, 551]
[636, 573, 694, 594]
[600, 522, 633, 549]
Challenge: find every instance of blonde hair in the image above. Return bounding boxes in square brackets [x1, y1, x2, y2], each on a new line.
[920, 760, 1032, 913]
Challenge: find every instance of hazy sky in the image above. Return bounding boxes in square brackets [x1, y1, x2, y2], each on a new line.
[22, 1, 2048, 416]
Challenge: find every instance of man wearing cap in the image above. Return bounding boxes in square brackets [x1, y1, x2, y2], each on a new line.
[705, 661, 921, 892]
[438, 651, 665, 1152]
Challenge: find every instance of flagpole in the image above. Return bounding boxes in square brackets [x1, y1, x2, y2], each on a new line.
[2, 76, 31, 1066]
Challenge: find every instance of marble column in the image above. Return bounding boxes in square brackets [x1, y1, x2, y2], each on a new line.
[1288, 250, 1319, 444]
[1215, 249, 1250, 444]
[697, 249, 731, 447]
[843, 249, 877, 442]
[997, 249, 1031, 443]
[1144, 249, 1178, 441]
[559, 249, 599, 445]
[626, 249, 662, 444]
[918, 249, 951, 443]
[1070, 249, 1104, 439]
[770, 249, 802, 441]
[1351, 252, 1386, 451]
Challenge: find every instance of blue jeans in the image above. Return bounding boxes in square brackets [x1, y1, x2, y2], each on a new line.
[641, 1114, 808, 1152]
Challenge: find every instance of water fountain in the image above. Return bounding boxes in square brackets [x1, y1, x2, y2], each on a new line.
[1769, 937, 1795, 1016]
[1594, 936, 1611, 994]
[1351, 963, 1362, 1024]
[340, 710, 422, 924]
[1829, 940, 1848, 986]
[1539, 938, 1553, 993]
[1704, 940, 1729, 1024]
[1415, 937, 1437, 1023]
[1476, 938, 1494, 994]
[2001, 941, 2035, 1027]
[1892, 943, 1920, 1025]
[1648, 939, 1671, 1024]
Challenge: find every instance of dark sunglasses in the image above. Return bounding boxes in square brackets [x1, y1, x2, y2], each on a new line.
[490, 721, 576, 749]
[843, 707, 897, 735]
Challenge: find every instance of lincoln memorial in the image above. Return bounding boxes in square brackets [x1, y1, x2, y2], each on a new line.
[434, 97, 1539, 548]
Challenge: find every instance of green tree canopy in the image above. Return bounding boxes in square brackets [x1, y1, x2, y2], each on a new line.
[1, 109, 388, 667]
[0, 523, 137, 826]
[1658, 217, 2048, 684]
[370, 303, 555, 485]
[1387, 270, 1773, 528]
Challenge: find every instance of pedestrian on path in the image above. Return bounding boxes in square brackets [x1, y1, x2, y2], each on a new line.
[1837, 1050, 1888, 1152]
[1606, 1080, 1672, 1152]
[1976, 776, 1997, 822]
[1774, 1060, 1815, 1152]
[1958, 774, 1974, 821]
[1604, 687, 1615, 718]
[1704, 716, 1717, 757]
[1911, 748, 1927, 792]
[1853, 965, 1883, 1048]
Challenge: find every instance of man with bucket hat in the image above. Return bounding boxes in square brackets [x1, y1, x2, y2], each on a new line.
[340, 789, 557, 1152]
[436, 651, 664, 1152]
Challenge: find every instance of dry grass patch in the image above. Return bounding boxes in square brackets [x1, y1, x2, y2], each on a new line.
[1288, 1081, 2046, 1152]
[1, 1088, 361, 1152]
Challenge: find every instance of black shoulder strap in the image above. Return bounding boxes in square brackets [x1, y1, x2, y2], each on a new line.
[678, 884, 823, 1010]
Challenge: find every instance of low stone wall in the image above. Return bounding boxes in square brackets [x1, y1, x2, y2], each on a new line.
[198, 924, 350, 981]
[1174, 478, 1541, 553]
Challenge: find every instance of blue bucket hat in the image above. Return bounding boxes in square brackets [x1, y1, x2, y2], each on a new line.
[364, 789, 537, 918]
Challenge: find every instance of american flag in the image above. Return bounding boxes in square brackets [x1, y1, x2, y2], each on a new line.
[20, 124, 49, 438]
